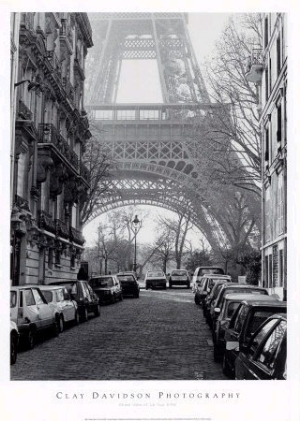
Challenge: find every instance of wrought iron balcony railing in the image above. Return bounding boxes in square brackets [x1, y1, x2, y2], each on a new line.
[55, 218, 69, 239]
[245, 48, 263, 83]
[47, 50, 62, 79]
[39, 123, 79, 171]
[38, 210, 56, 233]
[70, 226, 85, 245]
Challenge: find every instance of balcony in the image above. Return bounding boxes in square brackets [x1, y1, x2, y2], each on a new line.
[39, 123, 79, 171]
[55, 218, 69, 239]
[18, 100, 33, 121]
[38, 210, 56, 233]
[245, 48, 263, 83]
[59, 19, 73, 54]
[70, 226, 85, 245]
[47, 50, 62, 79]
[62, 78, 75, 105]
[80, 162, 90, 184]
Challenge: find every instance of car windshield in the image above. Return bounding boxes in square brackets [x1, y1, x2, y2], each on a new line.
[91, 278, 113, 288]
[55, 282, 78, 294]
[171, 270, 187, 276]
[41, 291, 53, 303]
[226, 302, 241, 318]
[199, 268, 224, 276]
[148, 272, 164, 277]
[117, 275, 134, 282]
[10, 291, 17, 308]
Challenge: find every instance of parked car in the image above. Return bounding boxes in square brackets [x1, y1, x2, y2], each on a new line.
[48, 280, 100, 322]
[235, 313, 287, 380]
[191, 266, 225, 293]
[89, 275, 123, 304]
[212, 294, 278, 362]
[10, 321, 19, 365]
[169, 269, 190, 289]
[223, 297, 286, 378]
[145, 271, 167, 290]
[194, 274, 232, 305]
[10, 286, 59, 349]
[116, 272, 140, 298]
[203, 278, 235, 320]
[210, 284, 268, 332]
[38, 285, 79, 332]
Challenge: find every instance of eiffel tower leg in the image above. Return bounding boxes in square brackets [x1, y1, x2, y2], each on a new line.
[151, 15, 169, 103]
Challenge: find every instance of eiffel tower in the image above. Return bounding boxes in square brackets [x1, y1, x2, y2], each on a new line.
[84, 13, 231, 250]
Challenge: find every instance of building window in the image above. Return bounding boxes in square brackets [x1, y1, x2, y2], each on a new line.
[269, 57, 272, 95]
[265, 188, 271, 242]
[264, 127, 270, 162]
[55, 249, 61, 266]
[276, 34, 281, 76]
[278, 174, 284, 234]
[264, 16, 269, 49]
[70, 253, 76, 268]
[265, 66, 269, 100]
[279, 248, 284, 287]
[264, 255, 269, 288]
[268, 254, 273, 289]
[48, 248, 53, 269]
[276, 102, 282, 143]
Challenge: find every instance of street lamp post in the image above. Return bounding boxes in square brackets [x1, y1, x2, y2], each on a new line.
[131, 215, 141, 272]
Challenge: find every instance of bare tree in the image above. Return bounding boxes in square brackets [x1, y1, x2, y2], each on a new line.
[203, 13, 263, 194]
[80, 135, 114, 225]
[157, 212, 193, 269]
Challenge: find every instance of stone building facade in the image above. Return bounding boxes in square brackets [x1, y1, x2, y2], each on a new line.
[246, 13, 287, 300]
[10, 13, 93, 285]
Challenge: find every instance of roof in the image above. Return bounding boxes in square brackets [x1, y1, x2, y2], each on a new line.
[222, 284, 266, 291]
[38, 285, 67, 290]
[224, 293, 278, 302]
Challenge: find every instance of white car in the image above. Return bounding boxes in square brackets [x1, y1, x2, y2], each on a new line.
[39, 285, 79, 332]
[145, 271, 167, 290]
[10, 286, 59, 349]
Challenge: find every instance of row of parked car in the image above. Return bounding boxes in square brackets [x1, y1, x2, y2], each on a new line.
[193, 272, 287, 380]
[10, 271, 140, 365]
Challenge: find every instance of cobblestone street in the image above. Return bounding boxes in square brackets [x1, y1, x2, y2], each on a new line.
[11, 288, 226, 380]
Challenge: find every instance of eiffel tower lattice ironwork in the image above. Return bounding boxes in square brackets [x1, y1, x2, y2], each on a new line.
[84, 13, 231, 250]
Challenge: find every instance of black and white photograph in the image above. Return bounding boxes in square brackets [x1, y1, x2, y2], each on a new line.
[1, 1, 300, 421]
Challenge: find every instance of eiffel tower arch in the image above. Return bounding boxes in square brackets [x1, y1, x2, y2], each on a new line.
[84, 13, 231, 250]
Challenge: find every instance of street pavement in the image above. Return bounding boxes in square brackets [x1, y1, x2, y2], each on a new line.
[11, 288, 227, 380]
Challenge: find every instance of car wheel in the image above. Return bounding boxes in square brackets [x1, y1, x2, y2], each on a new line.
[222, 353, 234, 378]
[135, 291, 140, 298]
[58, 315, 64, 333]
[213, 344, 222, 362]
[10, 333, 18, 365]
[187, 283, 190, 289]
[94, 304, 101, 317]
[194, 294, 200, 305]
[52, 317, 60, 337]
[27, 327, 35, 350]
[81, 307, 88, 323]
[74, 311, 80, 325]
[120, 293, 123, 301]
[169, 282, 172, 289]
